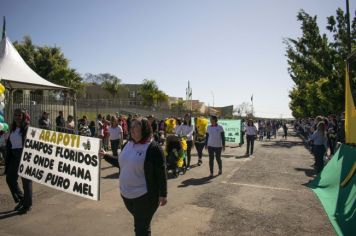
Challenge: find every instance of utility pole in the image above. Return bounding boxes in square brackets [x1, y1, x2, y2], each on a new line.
[211, 91, 214, 108]
[251, 94, 254, 117]
[186, 81, 192, 112]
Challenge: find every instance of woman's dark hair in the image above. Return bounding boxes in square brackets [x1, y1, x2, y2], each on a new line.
[176, 118, 182, 126]
[11, 108, 27, 133]
[130, 118, 152, 142]
[183, 113, 192, 126]
[210, 115, 218, 122]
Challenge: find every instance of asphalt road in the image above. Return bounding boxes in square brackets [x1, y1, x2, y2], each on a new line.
[0, 129, 335, 236]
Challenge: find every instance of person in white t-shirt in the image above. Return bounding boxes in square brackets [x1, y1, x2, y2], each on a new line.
[109, 117, 123, 157]
[96, 114, 104, 137]
[245, 119, 258, 156]
[205, 115, 225, 177]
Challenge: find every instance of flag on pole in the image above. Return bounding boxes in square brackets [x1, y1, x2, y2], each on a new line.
[345, 67, 356, 144]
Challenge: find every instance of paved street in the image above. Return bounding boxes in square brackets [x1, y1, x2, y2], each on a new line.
[0, 129, 335, 236]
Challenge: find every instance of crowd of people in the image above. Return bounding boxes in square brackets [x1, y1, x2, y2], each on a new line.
[3, 109, 229, 235]
[4, 108, 336, 235]
[293, 114, 345, 174]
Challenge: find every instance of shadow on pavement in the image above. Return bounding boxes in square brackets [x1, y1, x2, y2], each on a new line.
[102, 156, 119, 168]
[0, 210, 19, 219]
[294, 167, 316, 177]
[189, 164, 200, 169]
[192, 154, 238, 158]
[101, 165, 116, 171]
[102, 172, 120, 179]
[178, 176, 217, 188]
[235, 154, 249, 159]
[260, 140, 304, 149]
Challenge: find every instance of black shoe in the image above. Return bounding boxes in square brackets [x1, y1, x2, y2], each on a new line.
[209, 173, 214, 177]
[14, 202, 23, 211]
[197, 160, 202, 166]
[218, 170, 222, 175]
[18, 206, 31, 215]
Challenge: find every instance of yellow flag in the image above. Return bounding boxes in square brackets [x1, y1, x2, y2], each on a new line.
[345, 67, 356, 144]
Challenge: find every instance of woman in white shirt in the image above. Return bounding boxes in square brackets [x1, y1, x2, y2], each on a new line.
[5, 108, 32, 214]
[109, 117, 123, 157]
[205, 115, 225, 177]
[119, 118, 167, 235]
[245, 119, 258, 157]
[175, 113, 194, 170]
[309, 121, 327, 173]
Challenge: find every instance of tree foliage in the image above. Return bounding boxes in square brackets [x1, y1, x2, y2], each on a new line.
[100, 74, 126, 98]
[285, 9, 356, 118]
[234, 102, 253, 117]
[83, 73, 105, 85]
[139, 79, 168, 106]
[13, 36, 84, 93]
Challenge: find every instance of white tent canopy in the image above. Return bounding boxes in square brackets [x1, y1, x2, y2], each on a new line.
[0, 36, 68, 90]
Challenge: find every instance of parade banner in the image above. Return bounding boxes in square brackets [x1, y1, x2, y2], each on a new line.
[18, 127, 101, 201]
[192, 118, 241, 144]
[219, 119, 241, 144]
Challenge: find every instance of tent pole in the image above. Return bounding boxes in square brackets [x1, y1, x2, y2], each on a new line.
[6, 89, 14, 123]
[73, 91, 78, 134]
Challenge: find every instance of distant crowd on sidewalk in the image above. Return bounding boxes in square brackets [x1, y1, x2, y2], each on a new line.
[293, 114, 345, 174]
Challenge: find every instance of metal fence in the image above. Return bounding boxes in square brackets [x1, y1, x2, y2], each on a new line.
[8, 92, 74, 130]
[6, 94, 194, 129]
[76, 98, 192, 121]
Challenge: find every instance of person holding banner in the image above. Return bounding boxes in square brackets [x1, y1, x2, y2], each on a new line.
[119, 117, 167, 236]
[205, 115, 225, 177]
[5, 108, 33, 214]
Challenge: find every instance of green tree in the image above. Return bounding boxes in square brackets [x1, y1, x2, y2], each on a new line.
[83, 73, 106, 85]
[234, 102, 252, 117]
[100, 73, 127, 98]
[285, 9, 356, 118]
[13, 36, 84, 93]
[139, 79, 168, 106]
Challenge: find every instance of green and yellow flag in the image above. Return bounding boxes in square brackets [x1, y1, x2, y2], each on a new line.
[345, 67, 356, 144]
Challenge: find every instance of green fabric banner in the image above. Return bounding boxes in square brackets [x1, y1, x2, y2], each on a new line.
[308, 144, 356, 236]
[219, 119, 241, 144]
[191, 119, 242, 144]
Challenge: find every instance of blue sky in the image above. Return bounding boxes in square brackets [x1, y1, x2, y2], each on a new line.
[1, 0, 353, 118]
